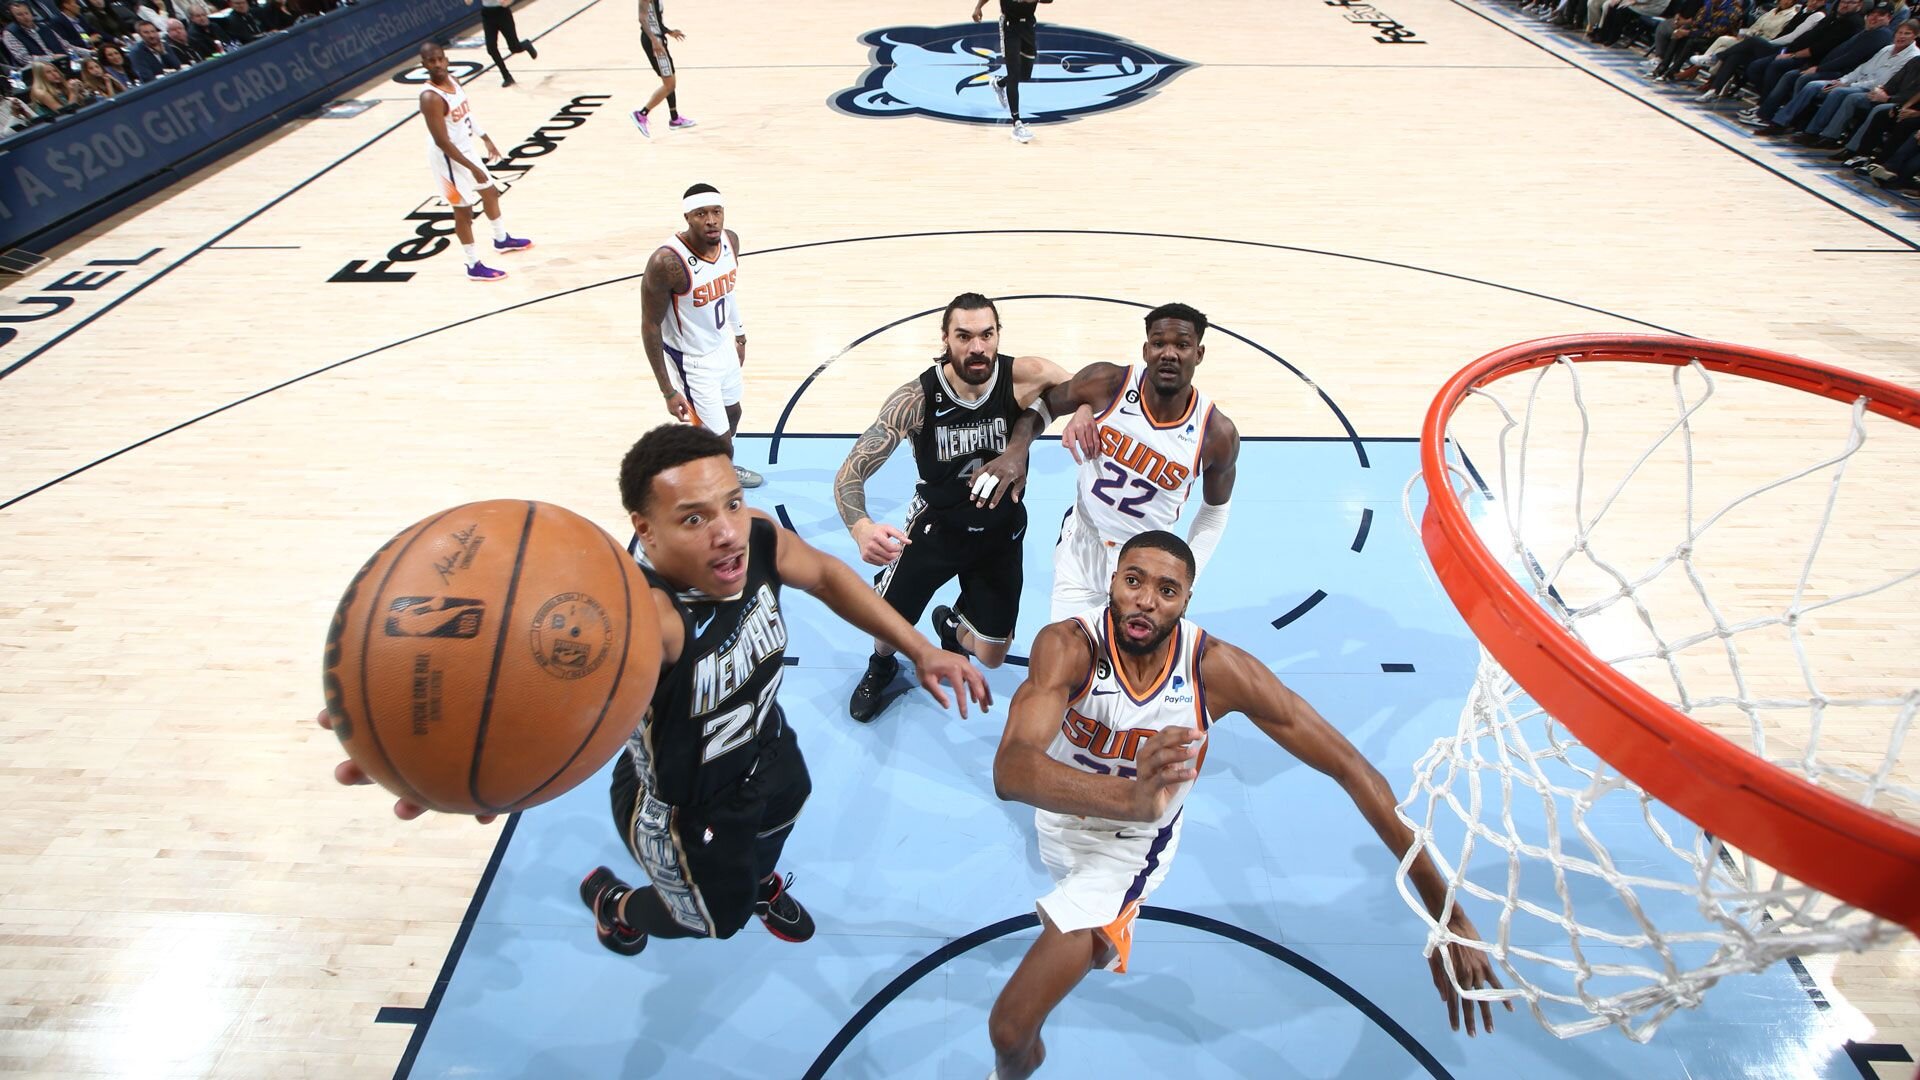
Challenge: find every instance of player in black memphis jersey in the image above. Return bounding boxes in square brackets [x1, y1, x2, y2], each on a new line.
[971, 0, 1053, 143]
[834, 292, 1071, 723]
[318, 425, 990, 957]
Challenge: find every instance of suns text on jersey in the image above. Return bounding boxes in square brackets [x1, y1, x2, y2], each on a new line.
[1098, 426, 1192, 490]
[691, 585, 786, 716]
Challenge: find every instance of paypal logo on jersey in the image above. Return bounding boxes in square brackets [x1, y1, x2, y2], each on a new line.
[830, 23, 1191, 125]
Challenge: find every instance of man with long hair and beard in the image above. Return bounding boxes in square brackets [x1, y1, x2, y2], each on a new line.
[984, 531, 1509, 1079]
[834, 292, 1071, 722]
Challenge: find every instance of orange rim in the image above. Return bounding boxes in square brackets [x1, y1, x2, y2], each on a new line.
[1420, 333, 1920, 935]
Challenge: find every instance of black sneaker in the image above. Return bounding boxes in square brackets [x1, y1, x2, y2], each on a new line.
[932, 604, 969, 657]
[580, 866, 648, 956]
[525, 41, 538, 59]
[756, 872, 814, 942]
[848, 653, 900, 723]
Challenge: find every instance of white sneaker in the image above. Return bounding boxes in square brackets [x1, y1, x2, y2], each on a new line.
[992, 75, 1009, 113]
[1697, 90, 1719, 101]
[733, 465, 765, 489]
[1688, 53, 1709, 66]
[1011, 121, 1033, 143]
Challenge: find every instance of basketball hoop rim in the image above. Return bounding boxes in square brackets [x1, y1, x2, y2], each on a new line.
[1419, 333, 1920, 936]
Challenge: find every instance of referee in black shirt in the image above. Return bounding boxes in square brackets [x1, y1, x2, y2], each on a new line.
[972, 0, 1051, 143]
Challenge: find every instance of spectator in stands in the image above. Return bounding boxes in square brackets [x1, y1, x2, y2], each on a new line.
[183, 2, 219, 52]
[1655, 0, 1744, 77]
[81, 0, 135, 39]
[164, 15, 204, 59]
[27, 59, 81, 113]
[1866, 126, 1920, 184]
[1832, 71, 1920, 161]
[1691, 0, 1803, 70]
[3, 1, 70, 68]
[1644, 0, 1706, 71]
[1701, 0, 1828, 97]
[1746, 2, 1894, 127]
[221, 0, 260, 44]
[1786, 18, 1919, 141]
[44, 0, 91, 47]
[1591, 0, 1674, 46]
[1742, 0, 1866, 102]
[97, 37, 130, 85]
[2, 91, 35, 135]
[128, 17, 186, 81]
[253, 0, 290, 29]
[74, 50, 117, 97]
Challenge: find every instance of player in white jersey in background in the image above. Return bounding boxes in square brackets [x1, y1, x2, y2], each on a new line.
[984, 303, 1238, 620]
[640, 183, 762, 489]
[417, 43, 533, 283]
[985, 531, 1508, 1080]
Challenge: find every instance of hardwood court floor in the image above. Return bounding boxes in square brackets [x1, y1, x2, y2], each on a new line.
[0, 0, 1914, 1076]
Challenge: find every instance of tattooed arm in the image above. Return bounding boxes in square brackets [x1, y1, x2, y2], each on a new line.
[835, 379, 926, 567]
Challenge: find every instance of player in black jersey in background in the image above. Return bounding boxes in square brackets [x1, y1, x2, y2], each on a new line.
[318, 426, 990, 957]
[835, 293, 1071, 722]
[971, 0, 1052, 143]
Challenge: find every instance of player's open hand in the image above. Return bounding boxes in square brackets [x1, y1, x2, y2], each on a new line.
[1427, 910, 1511, 1036]
[1060, 404, 1100, 464]
[970, 451, 1028, 509]
[852, 519, 911, 566]
[911, 650, 992, 718]
[315, 708, 498, 824]
[1130, 725, 1202, 821]
[668, 28, 685, 40]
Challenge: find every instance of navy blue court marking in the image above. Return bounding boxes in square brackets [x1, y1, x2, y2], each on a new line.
[1382, 662, 1417, 673]
[765, 291, 1370, 468]
[1352, 507, 1375, 552]
[799, 906, 1459, 1080]
[0, 0, 606, 382]
[1845, 1041, 1915, 1080]
[391, 809, 524, 1079]
[374, 1006, 427, 1025]
[774, 503, 797, 532]
[1271, 589, 1328, 630]
[1443, 0, 1920, 251]
[2, 230, 1684, 510]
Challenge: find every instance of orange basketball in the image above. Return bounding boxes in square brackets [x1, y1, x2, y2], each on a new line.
[321, 500, 661, 816]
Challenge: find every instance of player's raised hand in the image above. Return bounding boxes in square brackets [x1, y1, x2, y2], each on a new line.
[1427, 910, 1512, 1036]
[970, 452, 1029, 509]
[1130, 725, 1202, 821]
[1060, 404, 1100, 464]
[852, 519, 911, 566]
[911, 649, 992, 718]
[314, 709, 497, 824]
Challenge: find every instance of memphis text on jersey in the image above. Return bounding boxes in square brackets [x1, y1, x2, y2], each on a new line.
[1097, 425, 1192, 490]
[691, 584, 787, 717]
[936, 416, 1008, 461]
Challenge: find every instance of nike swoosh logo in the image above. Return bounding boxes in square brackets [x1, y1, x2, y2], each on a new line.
[1118, 406, 1140, 417]
[934, 407, 959, 417]
[1090, 688, 1118, 696]
[693, 611, 717, 636]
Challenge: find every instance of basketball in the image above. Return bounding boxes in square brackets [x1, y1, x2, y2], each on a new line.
[321, 500, 661, 816]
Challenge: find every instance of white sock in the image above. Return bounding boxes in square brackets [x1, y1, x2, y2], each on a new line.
[462, 243, 478, 267]
[490, 218, 508, 242]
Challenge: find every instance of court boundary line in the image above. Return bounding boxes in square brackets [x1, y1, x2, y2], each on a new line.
[0, 0, 606, 382]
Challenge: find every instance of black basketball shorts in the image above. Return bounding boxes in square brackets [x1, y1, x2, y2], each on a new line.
[872, 503, 1027, 644]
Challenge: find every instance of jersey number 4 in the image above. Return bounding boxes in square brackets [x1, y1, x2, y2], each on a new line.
[700, 669, 782, 763]
[1090, 462, 1157, 518]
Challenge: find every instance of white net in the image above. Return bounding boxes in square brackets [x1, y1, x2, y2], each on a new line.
[1394, 351, 1919, 1041]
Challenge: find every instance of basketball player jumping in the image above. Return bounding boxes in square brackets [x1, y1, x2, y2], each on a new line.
[641, 184, 762, 489]
[989, 302, 1237, 621]
[834, 293, 1072, 722]
[632, 0, 693, 137]
[318, 425, 991, 956]
[418, 43, 533, 282]
[970, 0, 1052, 143]
[986, 530, 1508, 1079]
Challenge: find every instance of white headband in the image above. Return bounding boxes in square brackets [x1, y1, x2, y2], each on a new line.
[682, 192, 724, 214]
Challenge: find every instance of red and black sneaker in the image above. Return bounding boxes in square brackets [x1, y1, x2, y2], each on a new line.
[755, 872, 815, 943]
[580, 866, 648, 956]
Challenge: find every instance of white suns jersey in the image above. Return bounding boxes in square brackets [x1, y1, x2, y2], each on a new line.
[660, 233, 739, 357]
[1044, 607, 1212, 831]
[422, 82, 480, 159]
[1074, 363, 1214, 544]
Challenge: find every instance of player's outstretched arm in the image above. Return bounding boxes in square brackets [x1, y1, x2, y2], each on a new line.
[992, 622, 1201, 821]
[1201, 638, 1511, 1035]
[834, 379, 924, 566]
[759, 511, 990, 717]
[1186, 408, 1239, 576]
[1001, 360, 1126, 467]
[968, 353, 1073, 509]
[640, 247, 693, 422]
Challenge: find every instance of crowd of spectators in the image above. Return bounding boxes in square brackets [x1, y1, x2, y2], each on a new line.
[2, 0, 338, 140]
[1528, 0, 1920, 190]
